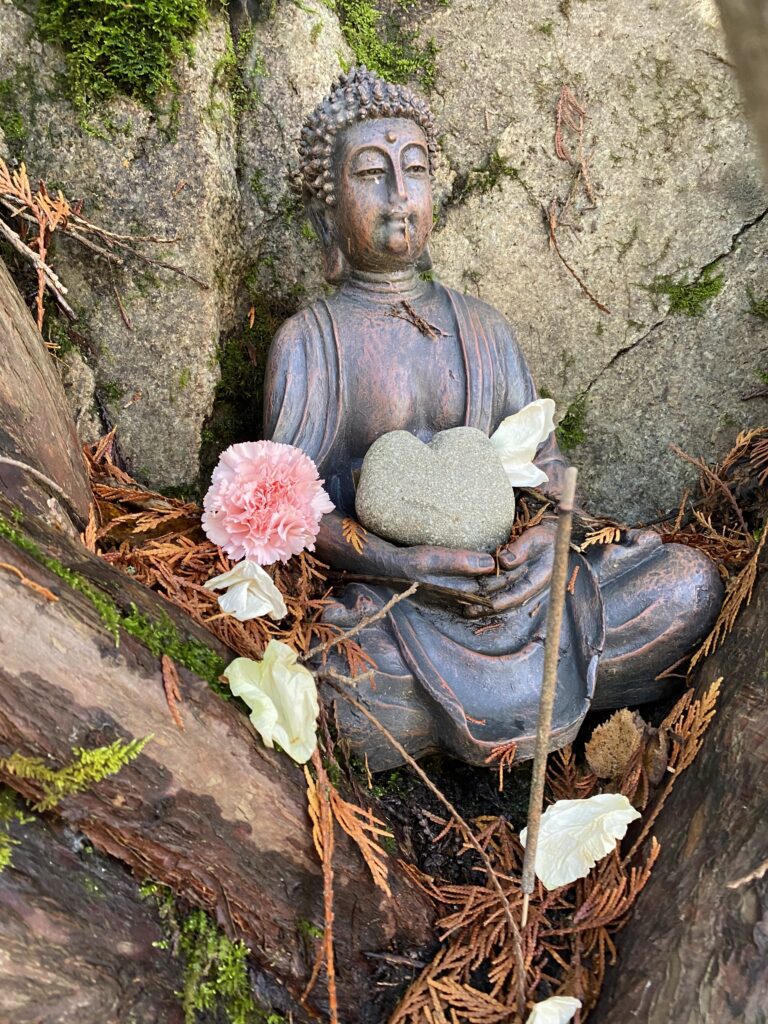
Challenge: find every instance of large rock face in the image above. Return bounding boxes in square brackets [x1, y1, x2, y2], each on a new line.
[0, 0, 244, 489]
[423, 0, 767, 520]
[0, 0, 765, 515]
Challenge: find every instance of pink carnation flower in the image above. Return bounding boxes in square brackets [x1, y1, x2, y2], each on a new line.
[202, 441, 334, 564]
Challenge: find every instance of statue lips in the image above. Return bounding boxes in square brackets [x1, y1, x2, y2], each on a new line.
[382, 211, 418, 256]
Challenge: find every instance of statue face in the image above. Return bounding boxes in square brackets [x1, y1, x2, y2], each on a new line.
[333, 117, 432, 273]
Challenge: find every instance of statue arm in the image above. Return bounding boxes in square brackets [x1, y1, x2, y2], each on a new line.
[263, 312, 493, 584]
[493, 314, 571, 501]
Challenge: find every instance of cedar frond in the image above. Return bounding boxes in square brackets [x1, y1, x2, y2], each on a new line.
[690, 526, 766, 666]
[328, 787, 392, 896]
[579, 525, 622, 550]
[342, 516, 368, 554]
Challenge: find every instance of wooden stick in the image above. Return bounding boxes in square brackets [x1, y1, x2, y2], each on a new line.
[521, 467, 578, 926]
[325, 672, 529, 1019]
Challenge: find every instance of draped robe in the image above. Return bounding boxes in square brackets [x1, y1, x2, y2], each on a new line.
[264, 281, 721, 769]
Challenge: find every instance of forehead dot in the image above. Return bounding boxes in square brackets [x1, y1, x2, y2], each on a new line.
[386, 130, 397, 143]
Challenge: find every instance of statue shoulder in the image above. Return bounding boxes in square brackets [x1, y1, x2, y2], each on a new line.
[439, 284, 518, 339]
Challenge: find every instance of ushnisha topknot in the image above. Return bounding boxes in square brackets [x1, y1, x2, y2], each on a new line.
[298, 65, 438, 206]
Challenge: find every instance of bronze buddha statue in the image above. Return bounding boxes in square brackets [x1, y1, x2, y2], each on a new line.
[264, 67, 722, 770]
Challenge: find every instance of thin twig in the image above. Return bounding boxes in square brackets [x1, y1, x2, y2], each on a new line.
[302, 582, 419, 662]
[669, 443, 750, 540]
[324, 673, 528, 1019]
[545, 200, 610, 313]
[521, 467, 578, 925]
[0, 217, 76, 319]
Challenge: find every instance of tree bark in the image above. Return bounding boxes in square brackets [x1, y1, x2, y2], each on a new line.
[592, 575, 768, 1024]
[0, 258, 92, 527]
[0, 254, 434, 1019]
[0, 810, 193, 1024]
[0, 505, 435, 1020]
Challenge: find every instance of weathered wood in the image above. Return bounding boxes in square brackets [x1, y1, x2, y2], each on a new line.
[0, 810, 191, 1024]
[0, 505, 435, 1020]
[592, 574, 768, 1024]
[0, 257, 92, 525]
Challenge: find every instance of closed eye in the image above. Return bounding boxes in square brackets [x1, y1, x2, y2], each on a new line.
[355, 167, 386, 179]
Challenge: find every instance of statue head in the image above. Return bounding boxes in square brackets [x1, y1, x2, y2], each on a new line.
[299, 66, 439, 282]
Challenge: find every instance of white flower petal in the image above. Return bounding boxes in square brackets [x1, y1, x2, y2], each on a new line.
[502, 462, 550, 488]
[490, 399, 556, 466]
[204, 560, 287, 621]
[223, 641, 319, 764]
[526, 996, 582, 1024]
[520, 794, 641, 890]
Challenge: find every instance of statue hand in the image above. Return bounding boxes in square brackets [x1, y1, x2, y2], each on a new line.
[466, 522, 557, 616]
[402, 544, 495, 593]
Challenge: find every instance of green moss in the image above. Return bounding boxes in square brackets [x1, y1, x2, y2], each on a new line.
[332, 0, 439, 90]
[0, 786, 34, 872]
[207, 26, 265, 126]
[100, 379, 126, 404]
[310, 20, 324, 44]
[0, 512, 227, 689]
[199, 292, 299, 483]
[141, 884, 280, 1023]
[178, 368, 191, 390]
[300, 219, 319, 242]
[36, 0, 209, 114]
[746, 286, 768, 321]
[1, 737, 151, 813]
[452, 150, 532, 206]
[0, 78, 27, 158]
[649, 263, 724, 317]
[556, 395, 588, 451]
[534, 20, 554, 34]
[297, 917, 323, 941]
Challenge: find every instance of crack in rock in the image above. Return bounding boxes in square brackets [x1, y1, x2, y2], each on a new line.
[583, 205, 768, 397]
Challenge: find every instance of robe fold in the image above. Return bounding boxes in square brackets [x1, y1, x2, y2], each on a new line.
[264, 283, 604, 767]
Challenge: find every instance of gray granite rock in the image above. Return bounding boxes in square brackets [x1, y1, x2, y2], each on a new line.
[423, 0, 767, 519]
[57, 348, 102, 448]
[355, 428, 516, 552]
[0, 4, 243, 490]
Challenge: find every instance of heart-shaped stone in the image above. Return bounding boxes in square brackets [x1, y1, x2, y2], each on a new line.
[355, 427, 516, 552]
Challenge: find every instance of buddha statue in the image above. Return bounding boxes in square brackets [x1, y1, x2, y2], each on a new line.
[264, 67, 723, 771]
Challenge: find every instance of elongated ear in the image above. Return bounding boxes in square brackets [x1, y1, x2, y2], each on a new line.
[307, 198, 349, 284]
[416, 245, 433, 274]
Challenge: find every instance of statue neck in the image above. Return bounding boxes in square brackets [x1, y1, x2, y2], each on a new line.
[343, 267, 428, 304]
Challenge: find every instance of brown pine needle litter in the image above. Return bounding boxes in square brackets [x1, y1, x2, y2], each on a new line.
[80, 426, 765, 1023]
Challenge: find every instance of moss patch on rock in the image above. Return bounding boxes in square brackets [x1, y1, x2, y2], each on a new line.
[199, 293, 298, 485]
[36, 0, 210, 112]
[556, 395, 588, 451]
[649, 262, 725, 317]
[332, 0, 439, 89]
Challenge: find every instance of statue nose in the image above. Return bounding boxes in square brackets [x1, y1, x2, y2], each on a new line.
[389, 165, 408, 202]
